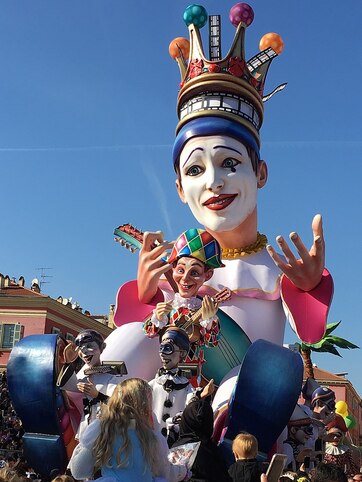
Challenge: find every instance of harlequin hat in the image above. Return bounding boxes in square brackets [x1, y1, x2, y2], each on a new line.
[162, 326, 190, 352]
[311, 386, 336, 408]
[168, 228, 225, 268]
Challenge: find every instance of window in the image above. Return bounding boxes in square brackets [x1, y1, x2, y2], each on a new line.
[51, 327, 61, 335]
[66, 333, 75, 343]
[0, 324, 23, 348]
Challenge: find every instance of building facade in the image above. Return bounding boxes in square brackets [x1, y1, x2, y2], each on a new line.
[0, 273, 113, 369]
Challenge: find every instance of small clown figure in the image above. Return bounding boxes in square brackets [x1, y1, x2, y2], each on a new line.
[57, 329, 122, 438]
[283, 404, 314, 471]
[149, 326, 214, 444]
[323, 414, 359, 478]
[144, 228, 225, 367]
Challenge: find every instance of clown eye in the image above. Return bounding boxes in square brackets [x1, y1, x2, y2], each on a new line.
[186, 165, 203, 176]
[222, 158, 240, 171]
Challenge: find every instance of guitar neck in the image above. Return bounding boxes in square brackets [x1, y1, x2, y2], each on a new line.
[164, 271, 179, 294]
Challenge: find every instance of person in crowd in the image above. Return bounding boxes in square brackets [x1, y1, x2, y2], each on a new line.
[69, 377, 186, 482]
[51, 475, 75, 482]
[172, 396, 230, 482]
[311, 462, 348, 482]
[0, 466, 26, 482]
[228, 432, 265, 482]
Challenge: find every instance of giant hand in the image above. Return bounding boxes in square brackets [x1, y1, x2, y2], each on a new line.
[266, 214, 325, 291]
[137, 231, 173, 303]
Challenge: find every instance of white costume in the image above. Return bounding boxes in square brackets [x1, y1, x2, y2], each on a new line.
[149, 367, 194, 436]
[58, 364, 121, 438]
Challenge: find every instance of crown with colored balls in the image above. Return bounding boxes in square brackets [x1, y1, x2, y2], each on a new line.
[169, 3, 285, 151]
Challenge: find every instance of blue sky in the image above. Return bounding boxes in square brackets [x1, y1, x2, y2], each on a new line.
[0, 1, 361, 394]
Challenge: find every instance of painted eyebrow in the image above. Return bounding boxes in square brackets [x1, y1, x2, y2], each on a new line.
[213, 145, 243, 156]
[182, 147, 204, 168]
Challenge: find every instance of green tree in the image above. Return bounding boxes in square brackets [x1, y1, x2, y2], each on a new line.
[296, 321, 359, 379]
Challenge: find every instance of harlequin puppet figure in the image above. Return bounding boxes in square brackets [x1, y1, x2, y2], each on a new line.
[283, 405, 314, 471]
[149, 326, 214, 445]
[57, 329, 122, 438]
[323, 414, 359, 477]
[144, 228, 224, 365]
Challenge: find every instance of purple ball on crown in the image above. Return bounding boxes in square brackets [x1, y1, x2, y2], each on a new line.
[229, 2, 254, 28]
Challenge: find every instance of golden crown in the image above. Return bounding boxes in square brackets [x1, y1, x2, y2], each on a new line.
[169, 3, 285, 151]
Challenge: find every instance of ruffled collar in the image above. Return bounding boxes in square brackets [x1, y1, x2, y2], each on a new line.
[325, 443, 349, 455]
[172, 293, 201, 311]
[155, 367, 189, 387]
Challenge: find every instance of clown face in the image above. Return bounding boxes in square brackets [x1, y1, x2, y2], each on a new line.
[326, 428, 344, 446]
[172, 257, 213, 298]
[159, 336, 185, 370]
[176, 136, 267, 234]
[77, 340, 102, 368]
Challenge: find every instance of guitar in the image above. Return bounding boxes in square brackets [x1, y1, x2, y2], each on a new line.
[172, 287, 232, 342]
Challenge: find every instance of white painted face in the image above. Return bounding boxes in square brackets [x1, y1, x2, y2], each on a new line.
[78, 341, 102, 368]
[177, 136, 260, 233]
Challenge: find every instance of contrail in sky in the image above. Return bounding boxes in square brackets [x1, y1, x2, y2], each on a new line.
[140, 156, 173, 237]
[0, 141, 361, 153]
[0, 144, 173, 152]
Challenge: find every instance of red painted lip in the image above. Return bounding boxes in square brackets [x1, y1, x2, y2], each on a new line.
[203, 194, 237, 210]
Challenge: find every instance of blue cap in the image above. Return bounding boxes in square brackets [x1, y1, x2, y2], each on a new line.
[173, 116, 260, 170]
[162, 326, 190, 352]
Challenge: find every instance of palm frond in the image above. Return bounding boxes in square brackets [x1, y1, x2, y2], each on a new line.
[325, 321, 341, 336]
[310, 342, 341, 357]
[323, 336, 359, 350]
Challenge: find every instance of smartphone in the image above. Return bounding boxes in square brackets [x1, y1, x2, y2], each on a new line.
[266, 453, 288, 482]
[304, 456, 310, 471]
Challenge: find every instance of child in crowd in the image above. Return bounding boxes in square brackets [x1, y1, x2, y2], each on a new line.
[69, 377, 186, 482]
[228, 432, 265, 482]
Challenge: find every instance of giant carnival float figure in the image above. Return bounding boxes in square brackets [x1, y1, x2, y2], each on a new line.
[7, 2, 334, 475]
[106, 1, 334, 460]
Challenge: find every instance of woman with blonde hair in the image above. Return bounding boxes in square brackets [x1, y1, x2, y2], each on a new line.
[69, 377, 186, 482]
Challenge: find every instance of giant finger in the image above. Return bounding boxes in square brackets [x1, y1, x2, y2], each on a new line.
[142, 231, 165, 252]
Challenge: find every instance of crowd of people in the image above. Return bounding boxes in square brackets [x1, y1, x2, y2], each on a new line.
[2, 325, 362, 482]
[1, 367, 362, 482]
[0, 373, 23, 456]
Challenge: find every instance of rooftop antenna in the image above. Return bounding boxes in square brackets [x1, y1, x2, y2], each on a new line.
[36, 267, 53, 290]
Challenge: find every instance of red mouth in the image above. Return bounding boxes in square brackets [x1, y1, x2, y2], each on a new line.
[203, 194, 237, 211]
